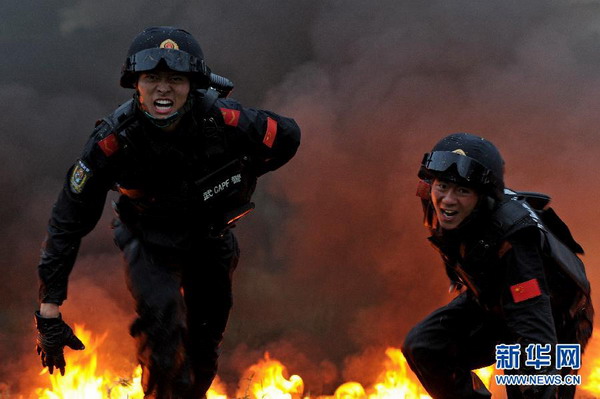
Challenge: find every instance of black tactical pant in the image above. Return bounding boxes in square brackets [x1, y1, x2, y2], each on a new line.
[402, 293, 570, 399]
[114, 222, 239, 399]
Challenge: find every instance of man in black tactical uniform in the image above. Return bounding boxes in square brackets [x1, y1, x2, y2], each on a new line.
[402, 133, 593, 398]
[34, 26, 301, 398]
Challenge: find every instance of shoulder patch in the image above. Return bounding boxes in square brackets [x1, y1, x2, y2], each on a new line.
[510, 278, 541, 303]
[69, 160, 92, 194]
[263, 117, 277, 148]
[98, 133, 120, 157]
[220, 108, 240, 127]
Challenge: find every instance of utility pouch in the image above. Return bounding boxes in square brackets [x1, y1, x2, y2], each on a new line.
[195, 159, 247, 205]
[195, 158, 257, 234]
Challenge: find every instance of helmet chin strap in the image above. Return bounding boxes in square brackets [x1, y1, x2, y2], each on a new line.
[142, 109, 182, 128]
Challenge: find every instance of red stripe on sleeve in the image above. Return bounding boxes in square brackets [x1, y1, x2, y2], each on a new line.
[263, 117, 277, 148]
[220, 108, 240, 127]
[98, 133, 119, 157]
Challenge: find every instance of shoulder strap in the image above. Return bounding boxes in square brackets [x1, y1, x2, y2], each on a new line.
[100, 99, 137, 132]
[491, 196, 543, 239]
[195, 88, 220, 116]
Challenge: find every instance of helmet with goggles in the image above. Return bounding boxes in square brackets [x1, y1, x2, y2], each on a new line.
[120, 26, 210, 89]
[418, 132, 505, 200]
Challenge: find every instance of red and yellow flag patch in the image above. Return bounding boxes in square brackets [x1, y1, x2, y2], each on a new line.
[510, 278, 542, 303]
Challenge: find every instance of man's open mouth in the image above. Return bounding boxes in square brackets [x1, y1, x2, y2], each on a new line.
[154, 99, 174, 113]
[441, 209, 458, 217]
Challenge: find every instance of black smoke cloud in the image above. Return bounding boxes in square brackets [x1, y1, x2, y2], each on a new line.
[2, 0, 600, 396]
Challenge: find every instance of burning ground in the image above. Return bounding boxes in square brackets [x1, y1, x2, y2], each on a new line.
[2, 0, 600, 397]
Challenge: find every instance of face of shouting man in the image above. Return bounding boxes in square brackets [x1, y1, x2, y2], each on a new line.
[136, 68, 191, 130]
[431, 178, 479, 230]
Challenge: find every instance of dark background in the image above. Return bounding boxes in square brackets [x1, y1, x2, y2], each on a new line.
[2, 1, 600, 397]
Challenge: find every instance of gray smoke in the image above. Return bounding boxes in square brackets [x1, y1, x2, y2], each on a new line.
[2, 0, 600, 396]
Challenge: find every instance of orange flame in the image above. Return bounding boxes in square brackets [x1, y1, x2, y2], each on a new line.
[332, 382, 366, 399]
[579, 331, 600, 395]
[34, 325, 143, 399]
[28, 326, 600, 398]
[238, 348, 494, 399]
[208, 377, 229, 399]
[236, 352, 304, 399]
[366, 348, 431, 399]
[32, 325, 227, 399]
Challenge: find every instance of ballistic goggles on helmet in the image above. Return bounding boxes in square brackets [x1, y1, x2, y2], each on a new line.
[419, 151, 499, 187]
[123, 48, 209, 75]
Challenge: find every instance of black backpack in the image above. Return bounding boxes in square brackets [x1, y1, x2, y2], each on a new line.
[499, 189, 593, 347]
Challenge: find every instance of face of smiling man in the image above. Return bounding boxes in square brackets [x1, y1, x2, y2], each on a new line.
[135, 68, 191, 130]
[431, 178, 479, 230]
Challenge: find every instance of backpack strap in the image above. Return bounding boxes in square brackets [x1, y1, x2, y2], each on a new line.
[491, 196, 543, 240]
[99, 99, 137, 131]
[196, 88, 220, 116]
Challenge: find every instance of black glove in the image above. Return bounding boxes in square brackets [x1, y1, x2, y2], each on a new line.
[35, 311, 85, 375]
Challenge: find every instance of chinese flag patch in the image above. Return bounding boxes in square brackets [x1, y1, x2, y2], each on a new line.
[220, 108, 240, 127]
[263, 117, 277, 148]
[98, 133, 119, 157]
[510, 278, 542, 303]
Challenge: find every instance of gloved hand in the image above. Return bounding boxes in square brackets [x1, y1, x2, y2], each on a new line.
[35, 311, 85, 375]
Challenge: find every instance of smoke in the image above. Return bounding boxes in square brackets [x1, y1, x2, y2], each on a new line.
[222, 0, 600, 393]
[2, 0, 600, 396]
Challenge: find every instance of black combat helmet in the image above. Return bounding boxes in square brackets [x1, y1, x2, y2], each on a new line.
[418, 132, 505, 200]
[120, 26, 210, 89]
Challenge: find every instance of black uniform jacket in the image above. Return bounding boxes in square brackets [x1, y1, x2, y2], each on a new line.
[428, 197, 592, 349]
[38, 93, 301, 305]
